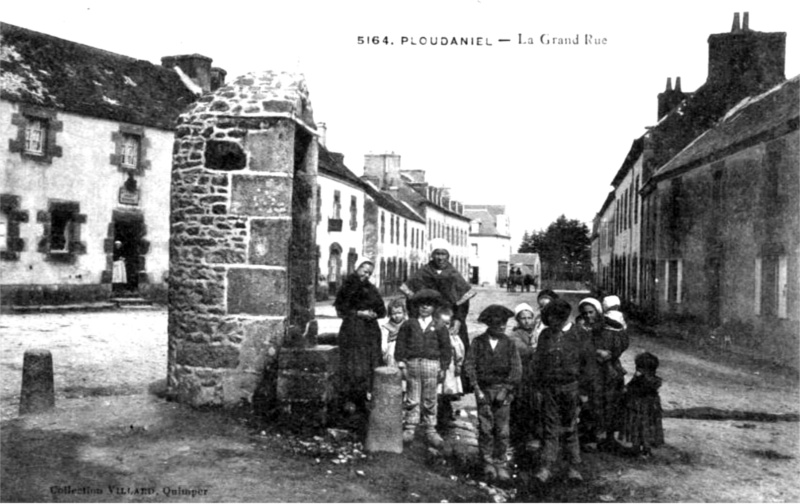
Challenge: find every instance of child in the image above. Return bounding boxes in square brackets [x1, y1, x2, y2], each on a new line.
[532, 289, 559, 343]
[381, 298, 408, 368]
[621, 352, 664, 456]
[533, 299, 596, 484]
[602, 295, 628, 330]
[395, 289, 452, 448]
[464, 304, 521, 484]
[436, 307, 465, 424]
[508, 303, 541, 452]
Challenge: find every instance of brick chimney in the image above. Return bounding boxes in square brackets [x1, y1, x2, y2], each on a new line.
[363, 153, 402, 190]
[706, 13, 786, 90]
[657, 76, 688, 120]
[162, 54, 214, 92]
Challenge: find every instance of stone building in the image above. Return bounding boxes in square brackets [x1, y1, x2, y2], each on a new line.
[642, 75, 798, 365]
[315, 130, 367, 298]
[363, 154, 471, 279]
[464, 205, 512, 286]
[360, 179, 426, 296]
[0, 22, 221, 307]
[592, 135, 645, 304]
[590, 13, 798, 366]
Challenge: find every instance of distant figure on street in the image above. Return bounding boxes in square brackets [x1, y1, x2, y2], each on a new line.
[112, 240, 127, 293]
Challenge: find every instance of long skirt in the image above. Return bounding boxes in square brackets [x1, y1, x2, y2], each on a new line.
[338, 316, 381, 408]
[621, 395, 664, 450]
[112, 260, 127, 284]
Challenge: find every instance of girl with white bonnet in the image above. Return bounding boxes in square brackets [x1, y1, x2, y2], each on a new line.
[508, 302, 543, 451]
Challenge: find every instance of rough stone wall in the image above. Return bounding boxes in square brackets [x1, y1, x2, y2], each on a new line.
[168, 71, 317, 407]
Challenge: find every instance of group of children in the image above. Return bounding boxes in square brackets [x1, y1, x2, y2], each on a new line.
[378, 288, 664, 485]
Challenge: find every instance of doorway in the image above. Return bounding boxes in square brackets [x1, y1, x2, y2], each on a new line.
[113, 215, 144, 293]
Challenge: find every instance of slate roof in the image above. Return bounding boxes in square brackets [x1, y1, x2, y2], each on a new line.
[361, 180, 425, 224]
[610, 136, 644, 188]
[318, 145, 365, 188]
[653, 74, 799, 182]
[0, 22, 197, 130]
[464, 207, 509, 237]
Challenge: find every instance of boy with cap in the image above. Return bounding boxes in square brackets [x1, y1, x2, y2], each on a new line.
[533, 298, 596, 483]
[395, 289, 453, 448]
[464, 304, 522, 483]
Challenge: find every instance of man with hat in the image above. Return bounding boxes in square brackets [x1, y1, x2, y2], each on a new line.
[464, 304, 522, 483]
[400, 238, 476, 380]
[395, 288, 453, 447]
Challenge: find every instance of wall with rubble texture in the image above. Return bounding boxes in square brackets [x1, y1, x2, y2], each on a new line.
[167, 71, 318, 406]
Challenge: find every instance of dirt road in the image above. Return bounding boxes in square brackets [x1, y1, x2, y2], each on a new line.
[1, 288, 798, 502]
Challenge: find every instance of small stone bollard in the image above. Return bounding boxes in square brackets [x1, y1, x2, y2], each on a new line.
[365, 366, 403, 454]
[19, 348, 55, 415]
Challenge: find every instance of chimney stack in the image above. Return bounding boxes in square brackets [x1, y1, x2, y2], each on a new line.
[732, 12, 741, 32]
[657, 76, 687, 120]
[742, 12, 749, 30]
[317, 122, 327, 148]
[707, 13, 786, 89]
[162, 54, 214, 92]
[210, 67, 227, 91]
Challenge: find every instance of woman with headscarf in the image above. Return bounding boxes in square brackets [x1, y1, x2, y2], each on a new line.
[400, 238, 477, 420]
[577, 297, 628, 451]
[334, 260, 387, 422]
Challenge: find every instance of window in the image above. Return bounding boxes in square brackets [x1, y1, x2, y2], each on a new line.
[110, 125, 149, 174]
[380, 212, 385, 243]
[25, 118, 46, 154]
[759, 254, 789, 319]
[664, 259, 682, 304]
[0, 194, 28, 261]
[8, 105, 63, 164]
[472, 243, 478, 257]
[349, 195, 357, 231]
[120, 134, 140, 169]
[332, 190, 341, 219]
[37, 201, 86, 260]
[0, 213, 7, 252]
[403, 220, 407, 246]
[389, 215, 394, 244]
[50, 209, 71, 253]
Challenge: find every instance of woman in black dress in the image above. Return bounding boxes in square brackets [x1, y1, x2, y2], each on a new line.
[334, 260, 387, 417]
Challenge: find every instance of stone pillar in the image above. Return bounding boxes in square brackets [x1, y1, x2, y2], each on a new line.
[19, 349, 55, 414]
[276, 344, 338, 426]
[365, 366, 403, 453]
[168, 71, 317, 407]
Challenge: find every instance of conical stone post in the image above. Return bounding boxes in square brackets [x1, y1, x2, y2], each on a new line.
[19, 349, 55, 414]
[365, 366, 403, 453]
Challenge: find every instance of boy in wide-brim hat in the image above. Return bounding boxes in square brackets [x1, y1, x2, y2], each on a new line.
[464, 304, 522, 483]
[395, 289, 452, 448]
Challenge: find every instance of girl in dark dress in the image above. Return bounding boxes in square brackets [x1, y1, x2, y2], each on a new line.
[334, 261, 386, 418]
[621, 352, 664, 456]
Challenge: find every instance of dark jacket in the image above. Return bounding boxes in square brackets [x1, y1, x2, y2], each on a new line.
[394, 318, 452, 369]
[533, 323, 596, 395]
[464, 332, 522, 390]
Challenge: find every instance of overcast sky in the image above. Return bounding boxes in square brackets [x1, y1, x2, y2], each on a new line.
[3, 0, 798, 247]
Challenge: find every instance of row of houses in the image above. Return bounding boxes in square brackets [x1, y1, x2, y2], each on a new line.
[590, 13, 799, 366]
[1, 22, 521, 307]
